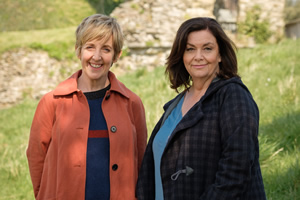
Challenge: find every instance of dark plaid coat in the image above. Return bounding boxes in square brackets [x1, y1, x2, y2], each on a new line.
[136, 77, 267, 200]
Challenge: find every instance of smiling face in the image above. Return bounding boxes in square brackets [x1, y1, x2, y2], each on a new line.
[78, 36, 119, 88]
[183, 29, 221, 84]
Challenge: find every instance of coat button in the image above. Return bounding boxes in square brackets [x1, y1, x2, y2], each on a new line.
[112, 164, 118, 171]
[105, 93, 110, 100]
[110, 126, 117, 133]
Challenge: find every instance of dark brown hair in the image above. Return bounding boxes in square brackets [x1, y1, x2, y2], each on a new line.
[166, 17, 239, 92]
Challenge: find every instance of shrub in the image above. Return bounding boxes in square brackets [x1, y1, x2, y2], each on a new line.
[238, 5, 272, 44]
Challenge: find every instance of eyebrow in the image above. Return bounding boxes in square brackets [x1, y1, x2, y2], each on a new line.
[102, 44, 113, 49]
[84, 42, 113, 49]
[186, 42, 215, 46]
[84, 42, 95, 46]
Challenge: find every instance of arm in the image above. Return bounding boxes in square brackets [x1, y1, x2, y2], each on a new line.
[132, 97, 148, 170]
[200, 84, 260, 200]
[26, 93, 55, 198]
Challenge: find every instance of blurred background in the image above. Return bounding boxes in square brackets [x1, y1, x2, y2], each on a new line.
[0, 0, 299, 199]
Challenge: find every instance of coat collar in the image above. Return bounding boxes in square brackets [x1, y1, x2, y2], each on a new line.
[163, 76, 245, 111]
[53, 70, 130, 99]
[162, 77, 247, 137]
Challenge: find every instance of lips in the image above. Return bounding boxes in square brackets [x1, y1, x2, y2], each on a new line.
[90, 63, 103, 68]
[193, 64, 207, 68]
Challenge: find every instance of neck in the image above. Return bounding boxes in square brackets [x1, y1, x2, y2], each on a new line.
[77, 75, 110, 93]
[191, 72, 219, 92]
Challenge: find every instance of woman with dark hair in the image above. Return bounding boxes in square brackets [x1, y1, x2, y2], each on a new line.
[136, 17, 266, 200]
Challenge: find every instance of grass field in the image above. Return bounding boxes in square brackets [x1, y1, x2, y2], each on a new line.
[0, 39, 299, 199]
[0, 0, 95, 32]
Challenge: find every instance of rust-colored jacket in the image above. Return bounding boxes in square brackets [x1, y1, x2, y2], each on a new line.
[26, 70, 147, 200]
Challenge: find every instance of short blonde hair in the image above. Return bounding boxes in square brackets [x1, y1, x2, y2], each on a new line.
[75, 14, 123, 61]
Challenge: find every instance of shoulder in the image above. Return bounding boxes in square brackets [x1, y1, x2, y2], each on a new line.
[215, 78, 259, 117]
[33, 90, 57, 119]
[222, 79, 255, 102]
[209, 77, 253, 99]
[39, 90, 56, 106]
[205, 77, 258, 111]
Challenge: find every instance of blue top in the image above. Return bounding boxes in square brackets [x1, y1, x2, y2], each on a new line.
[152, 96, 184, 200]
[84, 85, 110, 200]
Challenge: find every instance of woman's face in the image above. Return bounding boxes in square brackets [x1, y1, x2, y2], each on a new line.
[78, 36, 118, 83]
[183, 29, 221, 83]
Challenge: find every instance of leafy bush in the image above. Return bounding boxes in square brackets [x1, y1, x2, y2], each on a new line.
[87, 0, 125, 15]
[238, 5, 272, 44]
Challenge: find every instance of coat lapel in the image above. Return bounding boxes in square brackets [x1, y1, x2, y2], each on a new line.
[167, 101, 204, 145]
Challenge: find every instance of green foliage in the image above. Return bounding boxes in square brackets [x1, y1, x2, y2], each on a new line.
[284, 0, 300, 22]
[87, 0, 126, 15]
[238, 5, 272, 44]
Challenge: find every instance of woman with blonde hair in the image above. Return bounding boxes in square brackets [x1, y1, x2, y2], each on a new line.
[27, 14, 147, 200]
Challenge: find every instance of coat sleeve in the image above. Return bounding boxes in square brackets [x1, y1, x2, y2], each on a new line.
[131, 96, 148, 170]
[26, 93, 55, 198]
[200, 84, 260, 200]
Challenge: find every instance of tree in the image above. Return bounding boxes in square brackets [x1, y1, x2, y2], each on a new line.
[87, 0, 127, 15]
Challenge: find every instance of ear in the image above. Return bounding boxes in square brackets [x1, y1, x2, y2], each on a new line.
[113, 51, 122, 63]
[75, 46, 81, 59]
[218, 54, 221, 63]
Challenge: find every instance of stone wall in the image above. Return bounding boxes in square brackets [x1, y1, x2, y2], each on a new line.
[0, 48, 79, 108]
[111, 0, 215, 70]
[111, 0, 285, 70]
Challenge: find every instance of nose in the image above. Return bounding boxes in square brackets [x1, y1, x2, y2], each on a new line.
[194, 49, 203, 61]
[92, 49, 102, 60]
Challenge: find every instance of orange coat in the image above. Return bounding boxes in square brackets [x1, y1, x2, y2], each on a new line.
[26, 70, 147, 200]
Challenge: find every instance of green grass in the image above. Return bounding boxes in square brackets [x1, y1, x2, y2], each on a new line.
[236, 39, 300, 199]
[263, 151, 300, 200]
[0, 0, 95, 32]
[118, 67, 176, 132]
[0, 27, 78, 59]
[0, 0, 125, 59]
[0, 100, 38, 200]
[1, 39, 299, 199]
[0, 38, 299, 199]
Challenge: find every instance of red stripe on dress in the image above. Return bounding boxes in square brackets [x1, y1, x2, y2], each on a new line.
[88, 130, 109, 138]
